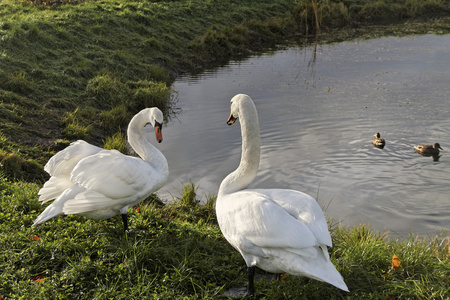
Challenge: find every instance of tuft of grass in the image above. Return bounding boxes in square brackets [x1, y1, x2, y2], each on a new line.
[128, 80, 172, 112]
[4, 71, 37, 96]
[147, 64, 172, 85]
[85, 72, 129, 110]
[103, 131, 128, 154]
[0, 150, 46, 182]
[177, 181, 200, 207]
[62, 108, 93, 140]
[99, 105, 129, 135]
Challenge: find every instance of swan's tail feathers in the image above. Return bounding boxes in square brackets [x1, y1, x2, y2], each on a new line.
[33, 185, 84, 226]
[38, 177, 73, 204]
[300, 247, 348, 292]
[300, 256, 349, 292]
[270, 246, 349, 292]
[318, 264, 349, 292]
[32, 203, 63, 226]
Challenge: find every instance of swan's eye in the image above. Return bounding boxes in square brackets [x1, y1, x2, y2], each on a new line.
[154, 121, 163, 129]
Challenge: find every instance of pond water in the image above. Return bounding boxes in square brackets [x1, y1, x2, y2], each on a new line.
[156, 33, 450, 238]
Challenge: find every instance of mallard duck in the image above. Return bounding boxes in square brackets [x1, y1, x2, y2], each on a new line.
[372, 132, 385, 148]
[414, 143, 442, 155]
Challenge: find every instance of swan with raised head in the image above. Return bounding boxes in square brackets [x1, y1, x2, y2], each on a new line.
[216, 94, 348, 296]
[33, 107, 169, 232]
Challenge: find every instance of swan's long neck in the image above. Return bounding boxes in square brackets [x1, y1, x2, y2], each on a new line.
[127, 113, 168, 177]
[219, 101, 260, 195]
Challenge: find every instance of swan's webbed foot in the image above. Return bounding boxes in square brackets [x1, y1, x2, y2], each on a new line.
[223, 287, 248, 298]
[223, 266, 256, 298]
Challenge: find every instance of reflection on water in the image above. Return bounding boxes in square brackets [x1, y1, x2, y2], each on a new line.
[157, 33, 450, 238]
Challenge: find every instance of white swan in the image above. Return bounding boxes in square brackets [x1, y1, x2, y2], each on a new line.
[33, 107, 169, 232]
[216, 94, 349, 296]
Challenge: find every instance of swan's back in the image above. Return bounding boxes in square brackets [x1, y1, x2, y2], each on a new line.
[258, 189, 332, 246]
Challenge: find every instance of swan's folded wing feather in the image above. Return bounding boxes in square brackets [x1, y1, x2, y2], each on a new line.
[226, 191, 319, 252]
[254, 189, 333, 247]
[44, 140, 102, 176]
[70, 150, 154, 200]
[63, 190, 119, 214]
[38, 176, 73, 203]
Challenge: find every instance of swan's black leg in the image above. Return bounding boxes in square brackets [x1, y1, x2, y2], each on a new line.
[246, 266, 256, 296]
[121, 213, 129, 232]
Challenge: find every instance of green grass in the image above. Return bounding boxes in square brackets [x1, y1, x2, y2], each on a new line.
[0, 179, 448, 299]
[1, 0, 450, 298]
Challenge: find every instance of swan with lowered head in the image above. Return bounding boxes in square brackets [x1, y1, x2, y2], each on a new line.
[216, 94, 348, 296]
[33, 107, 169, 232]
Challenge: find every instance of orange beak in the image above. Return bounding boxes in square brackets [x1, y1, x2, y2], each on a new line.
[154, 125, 163, 143]
[227, 113, 237, 125]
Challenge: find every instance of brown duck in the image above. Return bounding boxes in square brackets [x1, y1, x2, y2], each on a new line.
[414, 143, 443, 155]
[372, 132, 385, 148]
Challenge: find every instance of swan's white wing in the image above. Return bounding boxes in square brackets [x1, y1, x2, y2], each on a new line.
[44, 140, 102, 176]
[253, 189, 333, 247]
[220, 190, 321, 254]
[38, 140, 102, 203]
[69, 150, 156, 203]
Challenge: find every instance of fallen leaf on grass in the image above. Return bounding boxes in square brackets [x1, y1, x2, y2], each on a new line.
[391, 254, 401, 270]
[29, 235, 40, 241]
[280, 273, 289, 281]
[32, 275, 45, 283]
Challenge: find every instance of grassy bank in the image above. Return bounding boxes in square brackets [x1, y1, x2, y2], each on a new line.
[0, 178, 448, 299]
[0, 0, 300, 182]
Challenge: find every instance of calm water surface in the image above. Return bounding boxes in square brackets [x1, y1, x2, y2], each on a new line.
[156, 34, 450, 238]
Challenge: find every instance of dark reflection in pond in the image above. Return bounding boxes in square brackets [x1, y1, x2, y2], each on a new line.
[156, 33, 450, 238]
